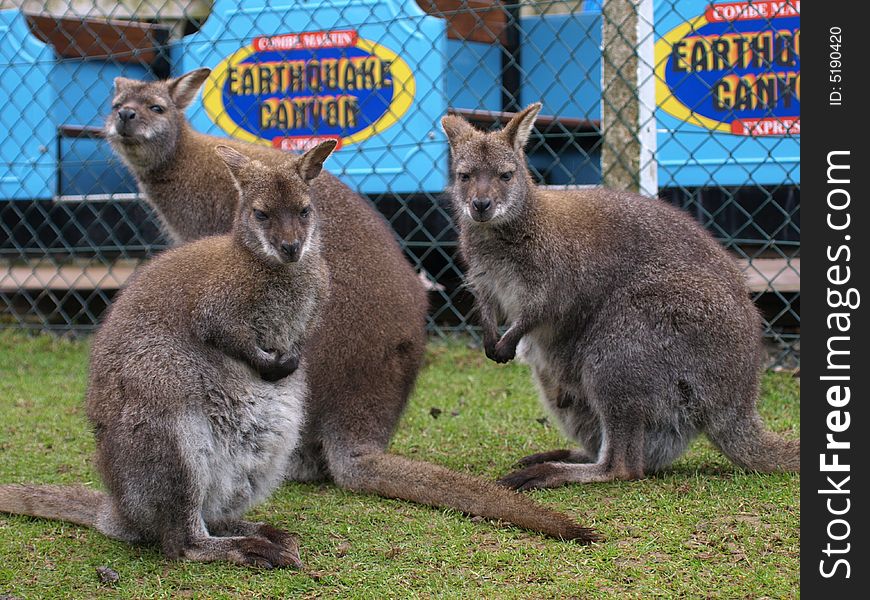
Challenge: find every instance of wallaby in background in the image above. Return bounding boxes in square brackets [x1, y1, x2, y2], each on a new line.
[0, 144, 333, 568]
[441, 104, 800, 491]
[101, 69, 596, 541]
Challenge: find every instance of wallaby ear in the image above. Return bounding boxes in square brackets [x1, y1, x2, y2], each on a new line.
[297, 140, 337, 182]
[441, 114, 476, 146]
[113, 77, 136, 94]
[167, 68, 211, 109]
[214, 145, 250, 179]
[501, 102, 542, 153]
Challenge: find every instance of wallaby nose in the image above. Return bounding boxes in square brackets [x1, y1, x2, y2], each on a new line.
[118, 108, 136, 123]
[281, 240, 301, 261]
[472, 199, 492, 213]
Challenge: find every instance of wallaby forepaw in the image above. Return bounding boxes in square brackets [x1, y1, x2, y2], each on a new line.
[498, 463, 566, 491]
[260, 352, 300, 382]
[486, 338, 516, 364]
[556, 390, 575, 409]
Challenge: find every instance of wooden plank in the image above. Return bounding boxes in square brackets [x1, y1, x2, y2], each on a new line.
[26, 14, 170, 64]
[0, 260, 140, 293]
[737, 258, 800, 293]
[448, 107, 600, 132]
[416, 0, 507, 44]
[58, 125, 104, 139]
[2, 258, 799, 294]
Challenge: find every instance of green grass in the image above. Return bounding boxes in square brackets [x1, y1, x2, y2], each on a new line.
[0, 329, 799, 599]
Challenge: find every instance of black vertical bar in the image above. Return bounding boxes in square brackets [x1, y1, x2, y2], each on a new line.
[55, 132, 62, 198]
[501, 1, 522, 113]
[152, 26, 171, 80]
[802, 0, 869, 596]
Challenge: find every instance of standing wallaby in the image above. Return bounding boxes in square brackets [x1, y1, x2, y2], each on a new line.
[441, 104, 800, 490]
[0, 144, 333, 567]
[100, 69, 596, 541]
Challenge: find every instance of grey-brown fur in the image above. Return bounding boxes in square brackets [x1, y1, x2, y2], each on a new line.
[442, 104, 800, 490]
[100, 69, 596, 541]
[0, 145, 333, 567]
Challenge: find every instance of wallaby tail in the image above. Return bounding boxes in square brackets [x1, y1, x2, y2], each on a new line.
[338, 452, 599, 542]
[0, 484, 104, 528]
[707, 413, 800, 473]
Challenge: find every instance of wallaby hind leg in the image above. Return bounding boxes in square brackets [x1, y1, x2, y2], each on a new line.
[523, 365, 603, 469]
[180, 534, 299, 569]
[499, 419, 647, 490]
[515, 405, 602, 468]
[515, 449, 595, 468]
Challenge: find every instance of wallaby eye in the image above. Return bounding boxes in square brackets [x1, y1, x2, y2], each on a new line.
[253, 210, 269, 222]
[149, 105, 165, 114]
[458, 173, 470, 182]
[112, 102, 121, 110]
[500, 171, 514, 182]
[300, 206, 311, 218]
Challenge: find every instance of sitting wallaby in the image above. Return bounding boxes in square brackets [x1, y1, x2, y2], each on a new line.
[0, 144, 333, 567]
[101, 69, 596, 541]
[441, 104, 800, 490]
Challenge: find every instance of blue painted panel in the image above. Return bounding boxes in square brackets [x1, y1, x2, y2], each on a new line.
[654, 0, 800, 186]
[50, 60, 151, 128]
[520, 11, 602, 121]
[59, 138, 139, 196]
[528, 146, 600, 186]
[179, 0, 449, 194]
[446, 39, 501, 111]
[0, 10, 56, 200]
[52, 60, 152, 196]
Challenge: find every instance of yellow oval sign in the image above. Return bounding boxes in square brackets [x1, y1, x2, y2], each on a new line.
[203, 30, 416, 150]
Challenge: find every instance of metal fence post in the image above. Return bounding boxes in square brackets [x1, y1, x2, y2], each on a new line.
[601, 0, 641, 192]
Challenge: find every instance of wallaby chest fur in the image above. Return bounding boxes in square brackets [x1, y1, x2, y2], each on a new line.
[443, 104, 799, 489]
[464, 187, 753, 358]
[137, 127, 428, 480]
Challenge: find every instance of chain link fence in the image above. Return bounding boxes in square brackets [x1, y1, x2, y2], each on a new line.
[0, 0, 799, 366]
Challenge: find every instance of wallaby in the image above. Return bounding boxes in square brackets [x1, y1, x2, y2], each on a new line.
[441, 103, 800, 491]
[100, 69, 596, 541]
[0, 144, 334, 567]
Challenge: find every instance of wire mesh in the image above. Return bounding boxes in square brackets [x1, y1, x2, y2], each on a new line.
[0, 0, 800, 366]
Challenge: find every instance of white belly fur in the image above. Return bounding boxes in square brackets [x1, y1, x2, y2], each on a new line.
[182, 370, 307, 524]
[519, 331, 587, 443]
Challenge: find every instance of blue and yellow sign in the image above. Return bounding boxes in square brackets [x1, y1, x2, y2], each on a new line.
[204, 30, 416, 150]
[655, 1, 799, 136]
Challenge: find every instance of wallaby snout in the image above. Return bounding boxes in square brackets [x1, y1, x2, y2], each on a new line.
[281, 240, 302, 262]
[472, 198, 492, 214]
[118, 108, 136, 123]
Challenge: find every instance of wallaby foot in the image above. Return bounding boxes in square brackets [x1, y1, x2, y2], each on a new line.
[178, 534, 301, 569]
[498, 460, 643, 491]
[208, 519, 303, 569]
[515, 449, 594, 468]
[501, 426, 646, 490]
